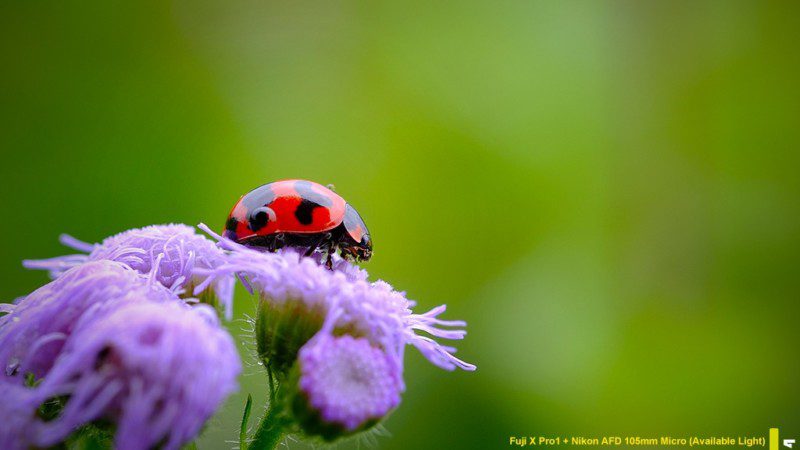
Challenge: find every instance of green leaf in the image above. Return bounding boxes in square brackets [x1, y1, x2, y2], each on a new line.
[240, 394, 253, 450]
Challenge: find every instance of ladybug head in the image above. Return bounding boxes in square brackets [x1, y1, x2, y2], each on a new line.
[342, 204, 372, 262]
[341, 236, 371, 262]
[347, 232, 372, 262]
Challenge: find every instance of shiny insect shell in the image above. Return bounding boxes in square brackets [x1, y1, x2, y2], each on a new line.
[223, 179, 372, 267]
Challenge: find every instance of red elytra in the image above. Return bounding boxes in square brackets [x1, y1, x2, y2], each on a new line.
[223, 179, 372, 267]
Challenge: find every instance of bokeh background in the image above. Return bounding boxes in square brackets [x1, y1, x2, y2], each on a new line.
[2, 1, 799, 448]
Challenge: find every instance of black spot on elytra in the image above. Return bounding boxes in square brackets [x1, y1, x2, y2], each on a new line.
[226, 217, 238, 232]
[295, 199, 320, 225]
[249, 208, 270, 231]
[294, 180, 333, 207]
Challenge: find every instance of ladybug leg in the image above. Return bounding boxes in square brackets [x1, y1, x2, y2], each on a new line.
[303, 232, 331, 258]
[303, 244, 317, 257]
[324, 236, 336, 270]
[303, 237, 322, 257]
[271, 233, 285, 252]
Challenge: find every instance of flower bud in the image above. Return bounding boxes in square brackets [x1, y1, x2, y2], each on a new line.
[255, 296, 325, 376]
[283, 333, 401, 441]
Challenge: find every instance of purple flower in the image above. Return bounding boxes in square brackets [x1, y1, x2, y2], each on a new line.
[25, 300, 240, 450]
[0, 385, 41, 450]
[0, 261, 175, 384]
[194, 223, 475, 376]
[294, 324, 402, 434]
[0, 260, 241, 450]
[23, 224, 235, 318]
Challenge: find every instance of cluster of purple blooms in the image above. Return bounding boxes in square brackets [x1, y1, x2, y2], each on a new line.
[1, 226, 240, 450]
[0, 222, 474, 449]
[196, 225, 474, 441]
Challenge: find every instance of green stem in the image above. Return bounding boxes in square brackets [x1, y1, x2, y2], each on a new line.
[267, 366, 275, 404]
[249, 401, 288, 450]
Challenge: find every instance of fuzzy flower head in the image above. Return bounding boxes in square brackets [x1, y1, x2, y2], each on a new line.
[289, 324, 402, 439]
[21, 301, 240, 450]
[194, 224, 475, 380]
[0, 260, 175, 385]
[0, 260, 239, 450]
[23, 224, 235, 318]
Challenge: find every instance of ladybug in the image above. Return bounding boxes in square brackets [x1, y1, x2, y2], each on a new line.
[223, 179, 372, 268]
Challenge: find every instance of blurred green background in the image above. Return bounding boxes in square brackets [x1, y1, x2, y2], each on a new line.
[2, 1, 799, 449]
